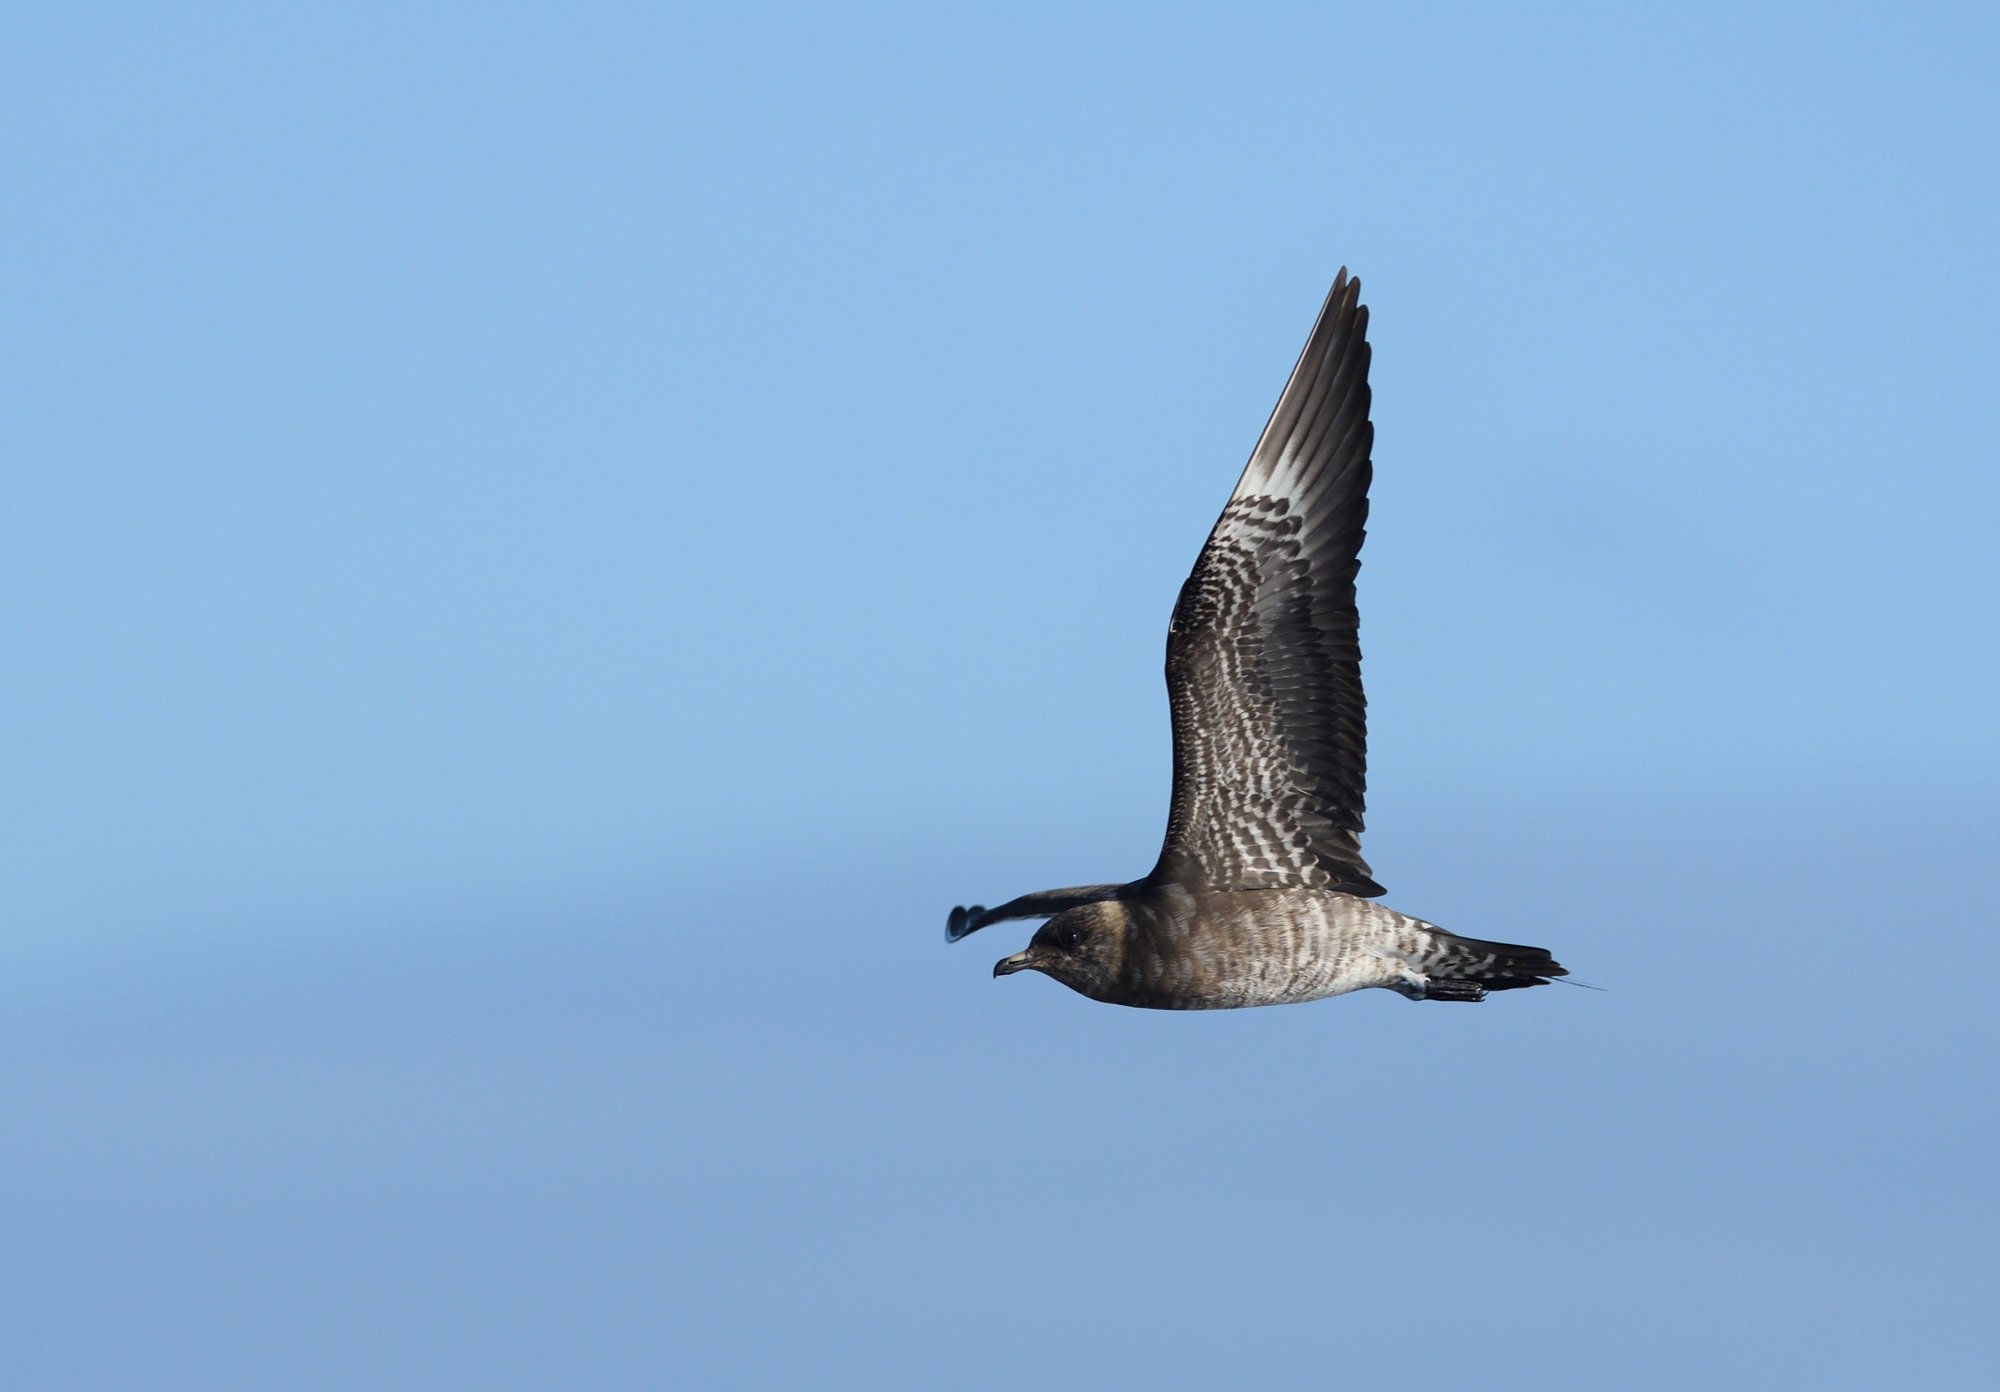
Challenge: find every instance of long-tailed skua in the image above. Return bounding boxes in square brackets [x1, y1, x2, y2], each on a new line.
[947, 270, 1564, 1009]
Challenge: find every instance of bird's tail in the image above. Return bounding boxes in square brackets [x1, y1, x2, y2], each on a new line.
[1412, 931, 1566, 1002]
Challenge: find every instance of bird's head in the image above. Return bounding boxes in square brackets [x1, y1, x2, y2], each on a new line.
[993, 900, 1131, 999]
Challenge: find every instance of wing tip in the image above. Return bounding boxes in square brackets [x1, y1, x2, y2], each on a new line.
[945, 905, 987, 942]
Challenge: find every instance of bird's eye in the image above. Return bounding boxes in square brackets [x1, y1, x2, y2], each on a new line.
[1053, 924, 1081, 951]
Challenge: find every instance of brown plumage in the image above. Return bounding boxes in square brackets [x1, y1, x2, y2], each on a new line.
[947, 270, 1565, 1008]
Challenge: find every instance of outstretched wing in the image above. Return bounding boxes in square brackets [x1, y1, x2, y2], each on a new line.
[1149, 270, 1382, 896]
[946, 885, 1123, 942]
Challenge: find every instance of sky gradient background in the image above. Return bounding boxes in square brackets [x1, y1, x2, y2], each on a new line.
[5, 4, 1997, 1388]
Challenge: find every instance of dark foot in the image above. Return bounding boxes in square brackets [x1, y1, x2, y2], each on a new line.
[945, 905, 988, 943]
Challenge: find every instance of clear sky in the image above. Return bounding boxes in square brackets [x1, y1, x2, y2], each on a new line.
[5, 4, 1996, 1387]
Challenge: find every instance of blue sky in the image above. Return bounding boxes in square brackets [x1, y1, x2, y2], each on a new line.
[4, 4, 1996, 1387]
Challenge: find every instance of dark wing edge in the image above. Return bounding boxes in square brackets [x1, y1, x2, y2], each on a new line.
[1149, 269, 1383, 896]
[946, 884, 1124, 942]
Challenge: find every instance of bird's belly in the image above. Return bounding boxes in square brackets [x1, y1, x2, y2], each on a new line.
[1132, 892, 1424, 1009]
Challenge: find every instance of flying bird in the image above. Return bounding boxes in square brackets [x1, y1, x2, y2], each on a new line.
[947, 270, 1564, 1009]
